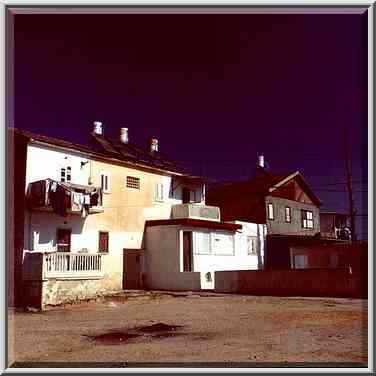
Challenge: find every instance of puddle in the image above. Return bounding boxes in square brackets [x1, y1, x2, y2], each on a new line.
[85, 322, 184, 345]
[135, 322, 182, 333]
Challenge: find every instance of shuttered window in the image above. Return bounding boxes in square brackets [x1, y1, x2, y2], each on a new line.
[154, 182, 164, 202]
[99, 231, 109, 253]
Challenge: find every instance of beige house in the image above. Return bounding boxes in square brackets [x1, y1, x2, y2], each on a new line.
[11, 124, 206, 308]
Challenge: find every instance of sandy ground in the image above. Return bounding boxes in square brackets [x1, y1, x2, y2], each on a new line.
[8, 291, 368, 368]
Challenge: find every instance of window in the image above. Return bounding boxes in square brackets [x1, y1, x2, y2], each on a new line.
[302, 210, 314, 229]
[99, 231, 109, 253]
[60, 166, 72, 182]
[100, 173, 110, 193]
[247, 236, 258, 255]
[56, 228, 71, 252]
[154, 182, 164, 202]
[194, 231, 211, 255]
[285, 207, 291, 223]
[126, 176, 140, 189]
[267, 203, 274, 220]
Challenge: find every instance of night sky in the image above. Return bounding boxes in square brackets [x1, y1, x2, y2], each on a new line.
[13, 12, 368, 238]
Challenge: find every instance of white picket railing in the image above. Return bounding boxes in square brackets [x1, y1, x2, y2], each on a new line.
[44, 252, 103, 278]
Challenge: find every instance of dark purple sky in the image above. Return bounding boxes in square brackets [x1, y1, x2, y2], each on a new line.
[13, 13, 368, 237]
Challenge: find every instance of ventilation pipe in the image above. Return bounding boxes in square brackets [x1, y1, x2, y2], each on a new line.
[150, 138, 159, 152]
[120, 127, 129, 144]
[92, 121, 103, 135]
[258, 155, 265, 168]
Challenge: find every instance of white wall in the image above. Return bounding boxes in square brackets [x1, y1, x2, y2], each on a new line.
[24, 211, 127, 257]
[25, 144, 91, 189]
[144, 222, 267, 291]
[144, 225, 201, 291]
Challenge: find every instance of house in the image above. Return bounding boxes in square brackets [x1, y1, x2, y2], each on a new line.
[9, 123, 265, 307]
[9, 123, 206, 307]
[320, 212, 351, 240]
[206, 156, 324, 269]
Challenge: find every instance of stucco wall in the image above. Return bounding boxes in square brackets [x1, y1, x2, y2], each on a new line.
[25, 144, 91, 188]
[144, 225, 201, 291]
[265, 196, 320, 236]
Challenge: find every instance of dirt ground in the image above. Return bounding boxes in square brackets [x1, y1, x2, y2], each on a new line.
[8, 291, 368, 368]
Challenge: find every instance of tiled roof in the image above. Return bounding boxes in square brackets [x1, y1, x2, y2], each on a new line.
[207, 171, 321, 206]
[10, 127, 183, 174]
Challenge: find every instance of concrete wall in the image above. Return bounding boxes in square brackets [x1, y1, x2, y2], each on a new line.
[265, 196, 320, 236]
[215, 269, 367, 298]
[144, 225, 201, 291]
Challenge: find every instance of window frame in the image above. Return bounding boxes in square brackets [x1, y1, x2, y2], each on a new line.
[154, 182, 164, 202]
[267, 203, 274, 220]
[301, 210, 314, 229]
[285, 206, 291, 223]
[56, 228, 71, 252]
[100, 172, 111, 193]
[98, 231, 109, 253]
[126, 176, 140, 190]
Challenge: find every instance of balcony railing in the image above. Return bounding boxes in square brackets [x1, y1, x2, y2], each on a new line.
[43, 252, 103, 279]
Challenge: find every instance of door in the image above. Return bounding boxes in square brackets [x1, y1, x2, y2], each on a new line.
[182, 188, 191, 204]
[56, 229, 71, 252]
[183, 231, 193, 272]
[123, 250, 142, 289]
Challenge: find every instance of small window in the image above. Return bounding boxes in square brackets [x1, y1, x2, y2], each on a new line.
[99, 231, 109, 253]
[154, 182, 164, 202]
[100, 173, 110, 193]
[126, 176, 140, 189]
[60, 166, 72, 183]
[267, 203, 274, 220]
[247, 236, 258, 255]
[285, 207, 291, 223]
[302, 210, 314, 229]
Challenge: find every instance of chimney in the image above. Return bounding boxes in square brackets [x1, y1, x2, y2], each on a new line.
[258, 155, 265, 169]
[149, 138, 159, 152]
[120, 127, 129, 144]
[92, 121, 103, 135]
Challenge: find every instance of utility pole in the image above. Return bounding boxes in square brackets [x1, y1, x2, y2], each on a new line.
[344, 127, 357, 242]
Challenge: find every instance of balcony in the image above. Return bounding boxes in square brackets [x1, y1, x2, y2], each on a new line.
[23, 251, 104, 280]
[27, 179, 104, 217]
[171, 203, 220, 222]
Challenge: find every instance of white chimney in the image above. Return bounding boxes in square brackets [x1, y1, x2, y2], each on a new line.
[120, 127, 129, 144]
[150, 138, 159, 152]
[93, 121, 103, 135]
[258, 155, 265, 168]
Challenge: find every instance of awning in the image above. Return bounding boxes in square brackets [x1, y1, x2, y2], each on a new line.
[145, 218, 242, 232]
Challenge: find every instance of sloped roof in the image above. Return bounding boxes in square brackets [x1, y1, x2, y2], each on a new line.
[207, 171, 321, 206]
[10, 127, 183, 175]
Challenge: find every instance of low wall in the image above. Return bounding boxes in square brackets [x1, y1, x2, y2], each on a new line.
[22, 253, 123, 308]
[215, 269, 367, 298]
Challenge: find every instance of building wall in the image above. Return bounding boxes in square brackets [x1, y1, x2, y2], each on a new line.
[144, 225, 201, 291]
[25, 144, 91, 188]
[265, 196, 320, 236]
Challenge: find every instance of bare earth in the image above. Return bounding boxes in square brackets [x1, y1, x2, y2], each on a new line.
[8, 291, 368, 368]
